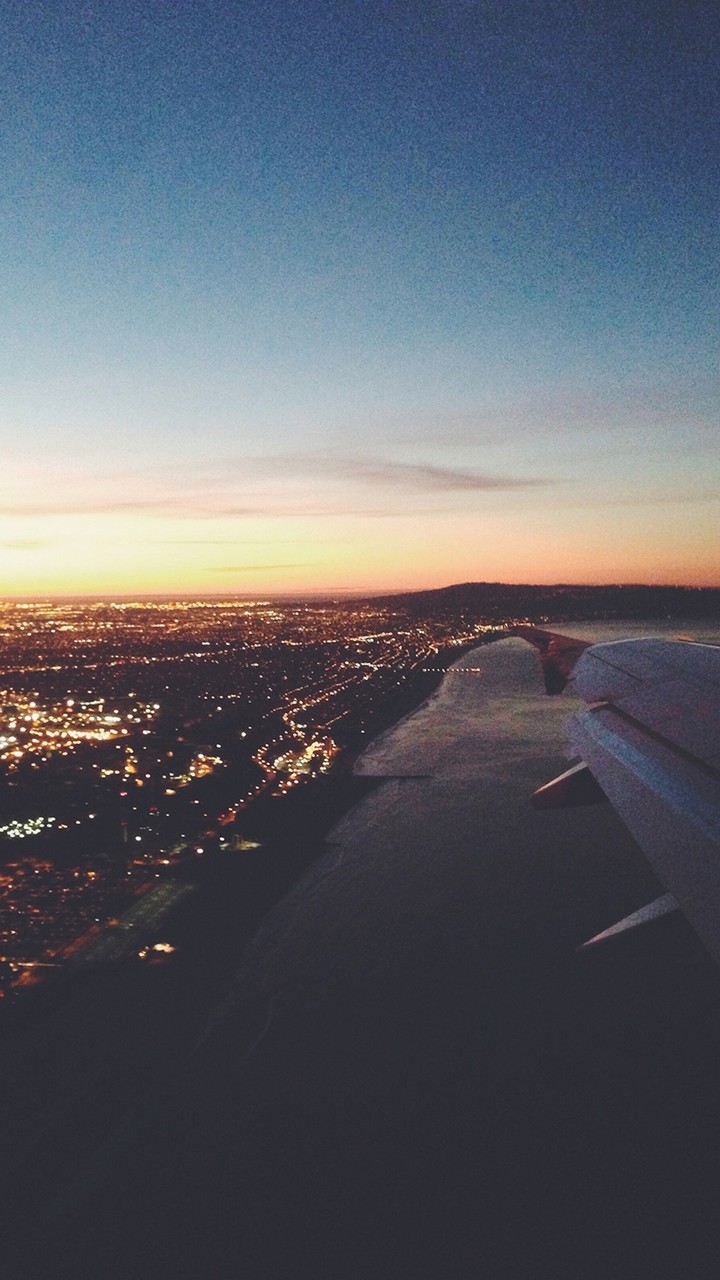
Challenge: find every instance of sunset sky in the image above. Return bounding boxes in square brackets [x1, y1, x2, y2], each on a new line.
[2, 0, 718, 596]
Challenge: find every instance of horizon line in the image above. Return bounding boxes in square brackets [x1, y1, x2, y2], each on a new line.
[3, 580, 720, 604]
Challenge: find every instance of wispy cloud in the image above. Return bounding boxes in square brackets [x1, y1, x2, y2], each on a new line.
[212, 563, 312, 572]
[0, 539, 48, 550]
[1, 454, 552, 519]
[151, 538, 315, 546]
[0, 496, 257, 518]
[244, 456, 548, 492]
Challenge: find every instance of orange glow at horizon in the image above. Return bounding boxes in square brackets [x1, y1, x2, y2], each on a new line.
[2, 501, 719, 597]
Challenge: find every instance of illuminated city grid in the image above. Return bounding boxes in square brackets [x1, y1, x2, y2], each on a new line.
[0, 598, 496, 996]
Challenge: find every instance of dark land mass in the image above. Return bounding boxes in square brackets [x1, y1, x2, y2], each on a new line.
[51, 912, 720, 1280]
[364, 580, 720, 623]
[12, 633, 720, 1280]
[0, 640, 484, 1259]
[3, 620, 720, 1278]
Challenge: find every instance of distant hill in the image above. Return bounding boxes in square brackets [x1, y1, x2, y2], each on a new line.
[359, 581, 720, 623]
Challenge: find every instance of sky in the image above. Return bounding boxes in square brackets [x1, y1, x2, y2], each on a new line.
[2, 0, 718, 596]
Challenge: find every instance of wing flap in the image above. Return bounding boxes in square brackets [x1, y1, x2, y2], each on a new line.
[526, 634, 720, 965]
[571, 703, 720, 964]
[578, 894, 680, 950]
[531, 762, 608, 809]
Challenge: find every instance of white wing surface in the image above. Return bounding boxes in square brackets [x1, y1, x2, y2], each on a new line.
[552, 639, 720, 961]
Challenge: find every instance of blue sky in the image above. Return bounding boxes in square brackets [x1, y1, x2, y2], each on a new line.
[2, 0, 718, 593]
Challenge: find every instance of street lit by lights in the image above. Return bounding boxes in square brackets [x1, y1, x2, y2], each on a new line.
[0, 594, 496, 994]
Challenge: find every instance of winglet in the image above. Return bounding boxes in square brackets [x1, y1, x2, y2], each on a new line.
[509, 626, 591, 694]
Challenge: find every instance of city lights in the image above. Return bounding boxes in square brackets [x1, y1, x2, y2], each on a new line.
[0, 595, 496, 997]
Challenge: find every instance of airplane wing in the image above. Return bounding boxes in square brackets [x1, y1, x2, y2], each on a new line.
[527, 634, 720, 962]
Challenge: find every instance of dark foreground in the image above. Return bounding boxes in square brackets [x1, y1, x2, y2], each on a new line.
[15, 638, 720, 1278]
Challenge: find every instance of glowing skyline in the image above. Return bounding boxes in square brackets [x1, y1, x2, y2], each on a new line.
[2, 1, 718, 595]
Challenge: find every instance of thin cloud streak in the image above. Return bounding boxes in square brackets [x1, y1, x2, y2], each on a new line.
[2, 455, 553, 519]
[212, 564, 313, 572]
[151, 539, 306, 546]
[242, 456, 550, 491]
[0, 539, 49, 550]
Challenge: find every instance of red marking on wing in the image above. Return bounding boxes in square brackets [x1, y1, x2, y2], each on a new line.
[509, 626, 591, 694]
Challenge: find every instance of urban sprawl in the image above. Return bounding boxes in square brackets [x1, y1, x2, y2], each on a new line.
[0, 597, 495, 995]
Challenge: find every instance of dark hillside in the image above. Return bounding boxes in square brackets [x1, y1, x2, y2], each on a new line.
[362, 581, 720, 623]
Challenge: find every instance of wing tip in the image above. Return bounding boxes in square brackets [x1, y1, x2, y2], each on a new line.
[509, 626, 592, 695]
